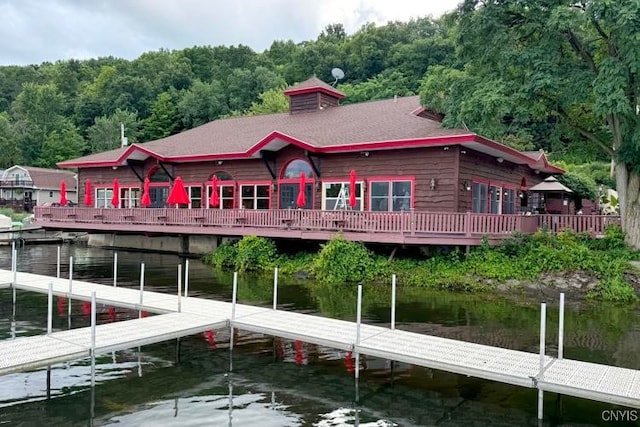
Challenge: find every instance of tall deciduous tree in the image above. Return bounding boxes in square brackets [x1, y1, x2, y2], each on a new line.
[87, 109, 140, 153]
[421, 1, 640, 248]
[0, 112, 22, 168]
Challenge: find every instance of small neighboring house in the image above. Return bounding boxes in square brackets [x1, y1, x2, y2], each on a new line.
[0, 165, 77, 208]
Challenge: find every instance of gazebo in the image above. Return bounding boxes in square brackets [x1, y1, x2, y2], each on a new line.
[528, 176, 574, 214]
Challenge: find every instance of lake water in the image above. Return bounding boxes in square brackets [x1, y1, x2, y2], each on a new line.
[0, 244, 639, 426]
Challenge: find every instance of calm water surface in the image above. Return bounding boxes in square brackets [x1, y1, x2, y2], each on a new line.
[0, 244, 639, 426]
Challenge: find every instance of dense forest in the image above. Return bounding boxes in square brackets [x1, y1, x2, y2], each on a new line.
[2, 1, 638, 241]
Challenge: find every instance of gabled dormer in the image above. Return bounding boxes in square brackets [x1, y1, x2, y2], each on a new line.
[284, 76, 346, 115]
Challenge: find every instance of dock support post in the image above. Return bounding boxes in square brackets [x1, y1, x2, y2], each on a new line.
[12, 242, 16, 311]
[558, 293, 565, 360]
[113, 252, 117, 287]
[90, 291, 96, 388]
[391, 274, 396, 330]
[68, 256, 73, 318]
[272, 266, 278, 310]
[355, 284, 363, 380]
[11, 240, 17, 286]
[184, 259, 190, 298]
[538, 302, 546, 421]
[47, 281, 53, 335]
[56, 245, 60, 279]
[177, 264, 182, 313]
[230, 272, 238, 350]
[139, 263, 145, 317]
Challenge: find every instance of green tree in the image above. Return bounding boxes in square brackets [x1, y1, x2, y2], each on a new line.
[0, 112, 22, 168]
[141, 90, 181, 141]
[421, 1, 640, 248]
[244, 87, 289, 115]
[87, 109, 140, 153]
[177, 80, 229, 128]
[36, 123, 86, 168]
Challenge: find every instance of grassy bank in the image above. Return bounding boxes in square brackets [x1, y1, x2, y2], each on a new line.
[204, 227, 639, 303]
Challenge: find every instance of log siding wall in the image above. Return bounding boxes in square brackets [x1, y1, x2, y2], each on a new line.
[78, 145, 544, 213]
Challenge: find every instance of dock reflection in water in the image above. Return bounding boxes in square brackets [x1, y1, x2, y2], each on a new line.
[0, 244, 639, 426]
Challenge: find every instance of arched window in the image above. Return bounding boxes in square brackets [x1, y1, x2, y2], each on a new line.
[148, 166, 170, 182]
[278, 159, 314, 209]
[281, 159, 314, 179]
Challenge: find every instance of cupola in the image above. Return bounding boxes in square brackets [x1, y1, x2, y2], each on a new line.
[283, 76, 346, 115]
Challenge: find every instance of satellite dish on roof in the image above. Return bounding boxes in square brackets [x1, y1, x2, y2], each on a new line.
[331, 67, 345, 86]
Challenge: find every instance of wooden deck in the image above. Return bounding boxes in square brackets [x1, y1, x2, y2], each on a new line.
[33, 207, 620, 246]
[1, 268, 639, 410]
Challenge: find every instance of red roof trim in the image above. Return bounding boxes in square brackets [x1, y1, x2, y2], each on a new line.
[283, 86, 346, 100]
[59, 131, 563, 174]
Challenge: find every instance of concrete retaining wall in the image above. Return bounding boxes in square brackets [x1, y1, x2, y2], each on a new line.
[88, 234, 219, 255]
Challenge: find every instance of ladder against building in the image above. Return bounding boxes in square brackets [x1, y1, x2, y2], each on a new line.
[333, 183, 351, 210]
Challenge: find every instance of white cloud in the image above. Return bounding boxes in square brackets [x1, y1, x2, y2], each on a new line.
[0, 0, 460, 65]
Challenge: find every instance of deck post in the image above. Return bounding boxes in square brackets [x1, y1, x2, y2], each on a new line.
[391, 274, 396, 330]
[177, 264, 182, 313]
[464, 211, 471, 237]
[139, 263, 145, 316]
[538, 302, 546, 421]
[68, 256, 73, 318]
[113, 252, 117, 287]
[184, 259, 190, 298]
[355, 284, 363, 379]
[558, 293, 565, 360]
[90, 291, 96, 388]
[11, 241, 16, 286]
[273, 266, 278, 310]
[56, 245, 60, 279]
[47, 281, 53, 335]
[230, 272, 238, 351]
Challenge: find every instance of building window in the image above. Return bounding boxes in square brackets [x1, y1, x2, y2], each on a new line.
[503, 187, 516, 214]
[95, 188, 113, 208]
[240, 184, 270, 209]
[120, 187, 141, 208]
[322, 182, 363, 210]
[282, 159, 314, 179]
[472, 182, 488, 213]
[370, 180, 412, 212]
[185, 186, 201, 209]
[207, 184, 235, 209]
[49, 191, 53, 197]
[489, 185, 501, 214]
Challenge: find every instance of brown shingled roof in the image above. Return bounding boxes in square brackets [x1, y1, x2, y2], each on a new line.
[23, 166, 77, 190]
[59, 95, 469, 167]
[284, 76, 346, 99]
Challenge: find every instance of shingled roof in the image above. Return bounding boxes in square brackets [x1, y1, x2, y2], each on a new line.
[58, 91, 562, 174]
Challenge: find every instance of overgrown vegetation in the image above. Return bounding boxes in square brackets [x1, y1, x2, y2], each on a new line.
[204, 228, 639, 303]
[0, 208, 29, 222]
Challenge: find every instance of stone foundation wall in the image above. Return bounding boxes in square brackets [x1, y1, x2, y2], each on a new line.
[87, 234, 219, 255]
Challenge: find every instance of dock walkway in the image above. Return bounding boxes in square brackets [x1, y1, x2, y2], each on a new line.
[0, 269, 638, 409]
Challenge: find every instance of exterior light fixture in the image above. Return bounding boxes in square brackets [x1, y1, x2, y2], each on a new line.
[216, 160, 224, 166]
[429, 178, 436, 190]
[462, 180, 471, 191]
[496, 157, 504, 163]
[361, 151, 370, 157]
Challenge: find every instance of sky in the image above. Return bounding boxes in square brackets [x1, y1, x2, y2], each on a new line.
[0, 0, 460, 66]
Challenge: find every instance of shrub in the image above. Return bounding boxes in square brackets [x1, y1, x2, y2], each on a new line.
[204, 242, 238, 270]
[236, 236, 277, 272]
[312, 236, 377, 285]
[589, 276, 638, 303]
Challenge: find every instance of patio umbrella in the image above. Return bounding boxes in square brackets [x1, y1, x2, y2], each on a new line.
[167, 176, 190, 205]
[84, 179, 92, 207]
[296, 172, 306, 208]
[349, 169, 357, 208]
[209, 175, 220, 207]
[111, 178, 120, 207]
[141, 177, 152, 207]
[59, 180, 67, 205]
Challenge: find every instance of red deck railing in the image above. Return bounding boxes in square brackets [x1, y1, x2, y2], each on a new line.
[33, 207, 619, 239]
